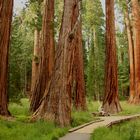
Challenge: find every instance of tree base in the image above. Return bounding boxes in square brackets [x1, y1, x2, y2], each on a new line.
[129, 97, 140, 105]
[128, 96, 134, 104]
[0, 109, 11, 117]
[31, 111, 71, 127]
[31, 99, 71, 127]
[103, 101, 122, 114]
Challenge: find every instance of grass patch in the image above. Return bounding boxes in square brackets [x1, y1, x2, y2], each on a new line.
[85, 100, 140, 116]
[71, 101, 99, 127]
[119, 101, 140, 115]
[0, 119, 68, 140]
[6, 98, 69, 140]
[91, 119, 140, 140]
[71, 111, 95, 127]
[9, 98, 30, 117]
[4, 99, 140, 140]
[0, 98, 98, 140]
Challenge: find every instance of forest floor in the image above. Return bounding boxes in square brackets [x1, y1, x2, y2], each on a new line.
[1, 99, 140, 140]
[0, 99, 97, 140]
[60, 114, 140, 140]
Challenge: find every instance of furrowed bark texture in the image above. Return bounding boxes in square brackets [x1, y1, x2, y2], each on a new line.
[32, 0, 80, 126]
[102, 0, 122, 113]
[123, 1, 135, 103]
[72, 4, 86, 110]
[131, 0, 140, 104]
[30, 0, 55, 112]
[0, 0, 13, 116]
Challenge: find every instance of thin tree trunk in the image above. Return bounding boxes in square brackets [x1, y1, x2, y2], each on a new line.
[32, 0, 81, 127]
[31, 29, 40, 95]
[102, 0, 122, 113]
[123, 1, 135, 103]
[0, 0, 13, 116]
[30, 0, 55, 112]
[93, 28, 99, 101]
[131, 0, 140, 104]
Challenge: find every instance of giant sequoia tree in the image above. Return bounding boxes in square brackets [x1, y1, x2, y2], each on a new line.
[0, 0, 13, 116]
[30, 0, 55, 112]
[32, 0, 82, 126]
[123, 0, 135, 103]
[131, 0, 140, 104]
[102, 0, 122, 113]
[72, 2, 86, 110]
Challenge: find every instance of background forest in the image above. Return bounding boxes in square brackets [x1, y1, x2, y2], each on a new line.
[10, 0, 128, 102]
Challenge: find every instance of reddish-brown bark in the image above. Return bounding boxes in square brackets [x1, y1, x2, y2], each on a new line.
[72, 6, 86, 110]
[102, 0, 122, 113]
[123, 1, 135, 103]
[0, 0, 13, 116]
[30, 0, 55, 112]
[32, 0, 81, 126]
[131, 0, 140, 104]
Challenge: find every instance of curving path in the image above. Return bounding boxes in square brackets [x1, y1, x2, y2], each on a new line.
[59, 114, 140, 140]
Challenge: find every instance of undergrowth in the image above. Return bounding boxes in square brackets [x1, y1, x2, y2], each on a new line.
[91, 119, 140, 140]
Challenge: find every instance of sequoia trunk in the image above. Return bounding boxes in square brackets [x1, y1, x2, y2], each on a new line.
[72, 1, 86, 110]
[0, 0, 13, 116]
[131, 0, 140, 104]
[102, 0, 122, 113]
[124, 1, 135, 103]
[32, 0, 81, 126]
[30, 0, 55, 112]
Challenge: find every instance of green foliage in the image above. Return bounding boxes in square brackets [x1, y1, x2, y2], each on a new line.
[9, 0, 64, 101]
[54, 0, 63, 41]
[23, 0, 42, 30]
[117, 29, 129, 99]
[116, 0, 128, 13]
[85, 0, 105, 100]
[119, 101, 140, 115]
[1, 98, 68, 140]
[82, 0, 105, 32]
[1, 98, 140, 140]
[0, 119, 68, 140]
[90, 102, 140, 140]
[71, 111, 94, 127]
[91, 119, 140, 140]
[2, 98, 101, 140]
[71, 101, 100, 127]
[9, 0, 43, 101]
[9, 98, 30, 117]
[9, 15, 33, 101]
